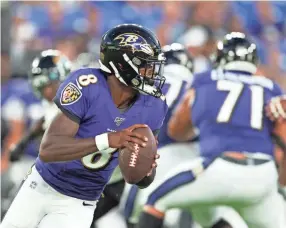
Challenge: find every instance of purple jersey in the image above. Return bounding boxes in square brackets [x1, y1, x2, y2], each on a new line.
[191, 69, 283, 159]
[35, 68, 168, 201]
[1, 78, 43, 157]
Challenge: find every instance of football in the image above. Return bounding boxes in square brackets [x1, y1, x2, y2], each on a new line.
[119, 126, 157, 184]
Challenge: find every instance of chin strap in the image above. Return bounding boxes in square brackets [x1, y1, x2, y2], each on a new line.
[123, 53, 139, 73]
[99, 59, 129, 86]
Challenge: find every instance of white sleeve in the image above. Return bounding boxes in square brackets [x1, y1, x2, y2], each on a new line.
[2, 97, 25, 121]
[27, 103, 45, 122]
[164, 64, 194, 84]
[42, 102, 61, 130]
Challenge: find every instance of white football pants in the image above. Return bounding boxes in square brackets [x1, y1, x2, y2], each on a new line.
[1, 166, 97, 228]
[120, 143, 248, 228]
[145, 156, 286, 228]
[120, 143, 199, 224]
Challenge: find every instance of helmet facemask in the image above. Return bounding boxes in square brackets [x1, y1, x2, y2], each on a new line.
[100, 52, 166, 98]
[30, 68, 61, 99]
[126, 53, 165, 98]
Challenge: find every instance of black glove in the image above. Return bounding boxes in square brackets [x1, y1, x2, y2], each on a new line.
[135, 168, 156, 189]
[9, 139, 28, 162]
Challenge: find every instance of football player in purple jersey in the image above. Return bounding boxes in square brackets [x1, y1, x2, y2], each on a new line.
[1, 24, 168, 228]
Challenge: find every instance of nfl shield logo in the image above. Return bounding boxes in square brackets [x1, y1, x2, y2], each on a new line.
[114, 117, 125, 126]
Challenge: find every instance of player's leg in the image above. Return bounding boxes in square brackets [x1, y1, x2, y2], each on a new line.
[236, 188, 286, 228]
[1, 168, 15, 218]
[37, 199, 96, 228]
[175, 210, 194, 228]
[123, 184, 141, 227]
[137, 157, 216, 228]
[194, 155, 286, 228]
[215, 156, 286, 228]
[211, 156, 286, 228]
[138, 156, 272, 228]
[211, 206, 247, 228]
[24, 167, 98, 228]
[1, 156, 35, 218]
[1, 167, 46, 228]
[92, 179, 125, 227]
[190, 206, 248, 228]
[124, 186, 193, 228]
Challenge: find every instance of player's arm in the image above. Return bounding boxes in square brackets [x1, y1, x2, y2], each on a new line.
[1, 98, 26, 171]
[39, 111, 99, 162]
[40, 71, 148, 163]
[168, 89, 196, 141]
[10, 117, 45, 162]
[272, 121, 286, 192]
[266, 95, 286, 122]
[266, 95, 286, 194]
[40, 111, 148, 162]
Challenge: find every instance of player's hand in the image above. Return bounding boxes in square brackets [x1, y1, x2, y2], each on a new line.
[147, 154, 160, 176]
[265, 95, 286, 123]
[108, 124, 149, 151]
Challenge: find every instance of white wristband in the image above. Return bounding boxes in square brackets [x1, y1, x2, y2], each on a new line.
[95, 133, 109, 151]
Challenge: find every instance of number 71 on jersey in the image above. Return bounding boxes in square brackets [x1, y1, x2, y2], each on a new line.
[216, 80, 264, 130]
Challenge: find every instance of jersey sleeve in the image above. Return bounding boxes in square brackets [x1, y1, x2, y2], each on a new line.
[189, 71, 209, 89]
[265, 82, 284, 107]
[53, 68, 96, 124]
[148, 97, 169, 135]
[2, 96, 26, 121]
[272, 82, 284, 97]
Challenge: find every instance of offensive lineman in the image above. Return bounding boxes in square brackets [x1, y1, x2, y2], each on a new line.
[137, 32, 286, 228]
[1, 24, 168, 228]
[123, 43, 247, 228]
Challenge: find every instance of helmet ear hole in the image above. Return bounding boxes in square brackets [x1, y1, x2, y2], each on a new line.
[131, 78, 142, 87]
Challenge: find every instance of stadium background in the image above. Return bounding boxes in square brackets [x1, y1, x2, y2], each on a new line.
[1, 1, 286, 227]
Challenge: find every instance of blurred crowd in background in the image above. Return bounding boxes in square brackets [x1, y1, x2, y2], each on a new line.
[1, 0, 286, 209]
[2, 1, 286, 79]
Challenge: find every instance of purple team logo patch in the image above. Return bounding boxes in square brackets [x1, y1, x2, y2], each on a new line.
[60, 82, 82, 105]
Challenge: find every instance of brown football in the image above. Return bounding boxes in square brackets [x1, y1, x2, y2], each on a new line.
[119, 126, 157, 184]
